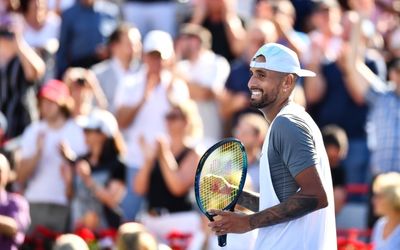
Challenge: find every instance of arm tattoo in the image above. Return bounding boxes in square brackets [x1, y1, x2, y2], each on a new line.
[249, 193, 319, 229]
[237, 190, 259, 212]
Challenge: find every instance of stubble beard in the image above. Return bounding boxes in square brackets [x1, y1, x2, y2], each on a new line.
[250, 91, 278, 109]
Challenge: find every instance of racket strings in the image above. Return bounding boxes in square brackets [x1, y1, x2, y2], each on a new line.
[199, 142, 244, 210]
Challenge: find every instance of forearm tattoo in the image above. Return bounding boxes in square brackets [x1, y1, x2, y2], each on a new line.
[237, 190, 259, 212]
[249, 193, 319, 229]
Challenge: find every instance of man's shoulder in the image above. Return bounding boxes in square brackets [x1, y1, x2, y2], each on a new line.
[270, 110, 314, 140]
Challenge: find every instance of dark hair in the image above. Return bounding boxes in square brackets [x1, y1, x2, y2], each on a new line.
[59, 104, 73, 119]
[107, 23, 134, 46]
[99, 131, 125, 163]
[19, 0, 31, 14]
[322, 125, 348, 158]
[388, 57, 400, 71]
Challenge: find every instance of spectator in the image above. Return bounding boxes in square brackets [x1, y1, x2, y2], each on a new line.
[232, 113, 268, 192]
[53, 234, 89, 250]
[304, 0, 382, 187]
[134, 99, 203, 248]
[386, 27, 400, 64]
[17, 79, 86, 234]
[289, 0, 315, 33]
[371, 172, 400, 250]
[56, 0, 119, 78]
[63, 67, 108, 117]
[253, 0, 274, 21]
[92, 23, 142, 113]
[0, 0, 21, 13]
[269, 0, 310, 60]
[190, 0, 246, 62]
[0, 13, 45, 140]
[348, 0, 399, 36]
[69, 109, 127, 230]
[122, 0, 177, 38]
[322, 125, 348, 214]
[20, 0, 61, 81]
[116, 222, 159, 250]
[343, 14, 400, 176]
[0, 154, 30, 250]
[175, 23, 230, 147]
[114, 30, 189, 221]
[220, 19, 276, 136]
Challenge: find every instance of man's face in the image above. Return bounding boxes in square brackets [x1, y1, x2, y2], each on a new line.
[115, 29, 141, 62]
[178, 35, 201, 60]
[248, 56, 286, 109]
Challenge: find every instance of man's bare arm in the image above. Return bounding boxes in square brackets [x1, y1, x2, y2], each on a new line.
[248, 166, 327, 229]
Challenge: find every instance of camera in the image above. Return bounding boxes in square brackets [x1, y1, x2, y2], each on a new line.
[75, 77, 86, 86]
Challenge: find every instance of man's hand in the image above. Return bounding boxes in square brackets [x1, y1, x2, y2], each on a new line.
[208, 209, 251, 235]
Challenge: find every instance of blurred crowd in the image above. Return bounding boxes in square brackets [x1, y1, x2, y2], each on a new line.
[0, 0, 399, 249]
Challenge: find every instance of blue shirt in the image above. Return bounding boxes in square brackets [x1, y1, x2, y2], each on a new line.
[365, 84, 400, 174]
[309, 60, 378, 139]
[56, 1, 119, 76]
[372, 217, 400, 250]
[225, 59, 251, 94]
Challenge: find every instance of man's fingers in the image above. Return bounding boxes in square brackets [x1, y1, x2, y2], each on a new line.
[208, 209, 225, 216]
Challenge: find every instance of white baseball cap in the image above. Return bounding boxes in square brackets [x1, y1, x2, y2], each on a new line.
[143, 30, 174, 60]
[250, 43, 316, 77]
[77, 109, 118, 138]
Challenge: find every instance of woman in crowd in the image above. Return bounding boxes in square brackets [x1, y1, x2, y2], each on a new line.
[133, 99, 204, 249]
[67, 109, 126, 230]
[371, 172, 400, 249]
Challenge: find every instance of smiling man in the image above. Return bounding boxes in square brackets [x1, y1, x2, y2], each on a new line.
[208, 43, 337, 250]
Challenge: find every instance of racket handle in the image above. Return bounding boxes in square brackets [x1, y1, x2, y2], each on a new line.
[218, 234, 227, 247]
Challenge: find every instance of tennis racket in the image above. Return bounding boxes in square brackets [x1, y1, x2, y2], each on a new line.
[194, 138, 247, 247]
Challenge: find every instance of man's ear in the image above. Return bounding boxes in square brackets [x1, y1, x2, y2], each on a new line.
[282, 74, 295, 93]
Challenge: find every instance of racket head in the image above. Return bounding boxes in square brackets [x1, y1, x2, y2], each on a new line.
[194, 138, 248, 220]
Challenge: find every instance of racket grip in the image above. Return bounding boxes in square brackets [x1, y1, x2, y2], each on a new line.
[218, 234, 227, 247]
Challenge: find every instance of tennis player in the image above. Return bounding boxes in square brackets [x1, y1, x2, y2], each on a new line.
[208, 43, 337, 249]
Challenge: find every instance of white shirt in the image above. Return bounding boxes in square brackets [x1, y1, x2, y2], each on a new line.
[20, 119, 87, 205]
[176, 50, 230, 147]
[255, 104, 336, 250]
[23, 12, 60, 53]
[114, 67, 189, 168]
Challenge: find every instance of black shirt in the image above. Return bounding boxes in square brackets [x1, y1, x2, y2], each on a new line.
[147, 147, 193, 213]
